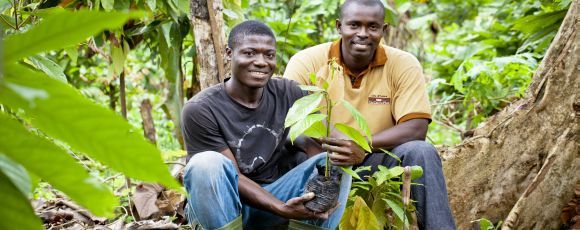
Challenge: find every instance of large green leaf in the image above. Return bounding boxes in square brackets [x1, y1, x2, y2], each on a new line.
[339, 196, 381, 230]
[28, 55, 67, 83]
[288, 114, 326, 142]
[340, 99, 372, 140]
[0, 155, 32, 198]
[4, 9, 142, 62]
[0, 64, 180, 189]
[334, 123, 372, 152]
[285, 92, 323, 128]
[0, 169, 43, 230]
[0, 113, 118, 216]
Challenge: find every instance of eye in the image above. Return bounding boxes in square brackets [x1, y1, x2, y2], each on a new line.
[348, 23, 358, 29]
[244, 51, 255, 56]
[266, 53, 276, 59]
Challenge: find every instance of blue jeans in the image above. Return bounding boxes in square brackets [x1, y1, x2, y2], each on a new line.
[183, 152, 351, 229]
[359, 140, 456, 230]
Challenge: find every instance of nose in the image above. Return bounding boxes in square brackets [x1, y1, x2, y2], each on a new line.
[357, 27, 369, 39]
[253, 54, 268, 67]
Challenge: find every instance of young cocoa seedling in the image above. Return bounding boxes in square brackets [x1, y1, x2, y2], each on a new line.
[284, 59, 372, 212]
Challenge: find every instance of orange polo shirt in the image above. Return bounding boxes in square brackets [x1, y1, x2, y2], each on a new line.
[283, 40, 431, 135]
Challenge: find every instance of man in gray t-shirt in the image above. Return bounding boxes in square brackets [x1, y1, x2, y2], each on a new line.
[180, 21, 352, 229]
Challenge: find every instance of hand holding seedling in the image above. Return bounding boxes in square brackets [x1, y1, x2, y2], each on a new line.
[320, 137, 365, 166]
[281, 192, 338, 219]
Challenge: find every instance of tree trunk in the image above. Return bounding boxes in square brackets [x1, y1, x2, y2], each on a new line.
[190, 0, 229, 90]
[441, 2, 579, 229]
[139, 99, 156, 144]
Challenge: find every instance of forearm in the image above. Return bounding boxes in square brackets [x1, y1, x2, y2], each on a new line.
[238, 175, 287, 216]
[370, 119, 428, 151]
[289, 135, 323, 158]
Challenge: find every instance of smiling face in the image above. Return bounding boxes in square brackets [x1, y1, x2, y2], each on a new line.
[336, 3, 386, 65]
[227, 34, 277, 89]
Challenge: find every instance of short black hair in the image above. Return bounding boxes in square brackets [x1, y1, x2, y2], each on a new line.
[227, 20, 276, 49]
[339, 0, 385, 20]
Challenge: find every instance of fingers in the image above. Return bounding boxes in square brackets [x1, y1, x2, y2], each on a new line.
[329, 153, 351, 166]
[320, 137, 350, 146]
[286, 192, 315, 206]
[321, 143, 350, 154]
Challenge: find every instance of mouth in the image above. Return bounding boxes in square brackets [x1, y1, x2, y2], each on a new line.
[351, 40, 372, 50]
[248, 70, 270, 78]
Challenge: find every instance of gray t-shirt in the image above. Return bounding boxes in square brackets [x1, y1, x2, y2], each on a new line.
[181, 78, 306, 183]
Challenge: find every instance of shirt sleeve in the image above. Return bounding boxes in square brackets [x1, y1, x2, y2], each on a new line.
[392, 59, 432, 124]
[283, 52, 314, 85]
[181, 102, 228, 158]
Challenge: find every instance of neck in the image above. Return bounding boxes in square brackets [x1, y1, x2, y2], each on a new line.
[340, 42, 373, 75]
[225, 78, 263, 108]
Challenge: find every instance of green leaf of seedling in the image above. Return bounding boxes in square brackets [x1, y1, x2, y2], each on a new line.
[379, 148, 401, 163]
[321, 78, 330, 90]
[335, 123, 372, 152]
[298, 85, 323, 92]
[340, 166, 362, 181]
[389, 166, 404, 177]
[27, 55, 67, 83]
[288, 114, 326, 142]
[303, 120, 327, 138]
[4, 9, 144, 62]
[0, 170, 43, 230]
[477, 218, 494, 230]
[385, 198, 409, 227]
[411, 166, 423, 180]
[309, 72, 318, 85]
[0, 112, 118, 216]
[341, 99, 372, 141]
[0, 64, 180, 190]
[285, 92, 323, 128]
[340, 196, 381, 230]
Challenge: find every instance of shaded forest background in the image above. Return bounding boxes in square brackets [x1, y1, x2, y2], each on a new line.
[0, 0, 576, 229]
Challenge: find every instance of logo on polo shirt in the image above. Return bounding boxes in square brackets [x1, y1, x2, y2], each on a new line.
[368, 95, 390, 105]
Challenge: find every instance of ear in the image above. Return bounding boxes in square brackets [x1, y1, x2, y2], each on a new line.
[335, 19, 342, 34]
[225, 47, 232, 60]
[382, 23, 389, 33]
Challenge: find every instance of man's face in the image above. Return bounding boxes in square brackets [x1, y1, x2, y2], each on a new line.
[336, 4, 386, 60]
[227, 34, 276, 89]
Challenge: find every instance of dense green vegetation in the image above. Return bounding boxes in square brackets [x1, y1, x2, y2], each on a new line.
[0, 0, 570, 228]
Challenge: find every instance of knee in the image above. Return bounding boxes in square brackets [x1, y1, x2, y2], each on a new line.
[184, 151, 233, 181]
[393, 140, 440, 162]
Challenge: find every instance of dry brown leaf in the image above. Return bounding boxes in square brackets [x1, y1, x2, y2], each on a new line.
[133, 183, 164, 219]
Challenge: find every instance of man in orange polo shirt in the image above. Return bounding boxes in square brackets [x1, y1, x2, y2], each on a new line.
[283, 0, 456, 229]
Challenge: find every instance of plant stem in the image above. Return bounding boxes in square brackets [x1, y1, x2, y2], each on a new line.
[324, 92, 332, 178]
[13, 0, 18, 30]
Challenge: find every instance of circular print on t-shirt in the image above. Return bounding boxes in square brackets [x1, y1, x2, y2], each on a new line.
[232, 124, 281, 174]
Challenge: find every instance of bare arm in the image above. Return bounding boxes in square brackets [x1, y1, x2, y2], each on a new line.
[321, 119, 429, 165]
[218, 148, 332, 219]
[370, 119, 428, 151]
[286, 135, 323, 158]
